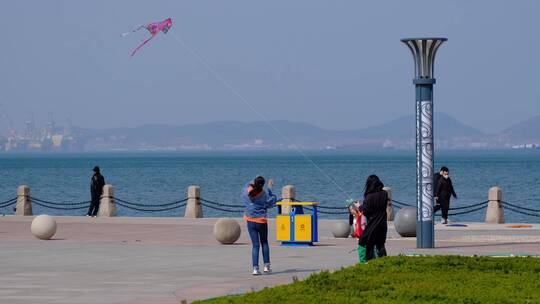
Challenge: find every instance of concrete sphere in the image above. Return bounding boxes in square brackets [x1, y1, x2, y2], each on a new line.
[213, 218, 241, 244]
[31, 214, 57, 240]
[394, 207, 416, 237]
[332, 221, 351, 238]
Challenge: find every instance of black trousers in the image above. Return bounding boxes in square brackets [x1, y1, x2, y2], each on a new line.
[434, 198, 450, 219]
[366, 243, 387, 261]
[88, 198, 100, 216]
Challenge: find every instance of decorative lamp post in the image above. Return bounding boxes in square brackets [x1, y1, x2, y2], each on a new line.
[401, 38, 447, 248]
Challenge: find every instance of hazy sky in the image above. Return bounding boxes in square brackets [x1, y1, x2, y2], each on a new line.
[1, 0, 539, 133]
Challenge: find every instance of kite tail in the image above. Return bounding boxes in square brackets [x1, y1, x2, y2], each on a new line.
[121, 25, 146, 37]
[130, 35, 154, 58]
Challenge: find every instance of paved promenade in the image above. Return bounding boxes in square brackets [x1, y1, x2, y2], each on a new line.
[0, 216, 539, 303]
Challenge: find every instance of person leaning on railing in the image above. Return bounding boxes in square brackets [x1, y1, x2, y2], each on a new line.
[87, 166, 106, 217]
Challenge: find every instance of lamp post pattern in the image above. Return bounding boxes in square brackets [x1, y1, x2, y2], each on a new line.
[419, 100, 433, 221]
[401, 38, 446, 248]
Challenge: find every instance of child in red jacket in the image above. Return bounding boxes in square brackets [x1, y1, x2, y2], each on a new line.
[347, 199, 367, 263]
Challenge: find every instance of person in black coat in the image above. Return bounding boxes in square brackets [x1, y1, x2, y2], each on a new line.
[87, 166, 106, 217]
[359, 175, 388, 261]
[434, 166, 457, 224]
[433, 168, 443, 196]
[433, 168, 443, 214]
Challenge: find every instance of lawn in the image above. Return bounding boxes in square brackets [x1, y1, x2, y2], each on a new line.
[198, 256, 540, 304]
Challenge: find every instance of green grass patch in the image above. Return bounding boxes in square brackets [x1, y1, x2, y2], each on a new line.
[198, 256, 540, 304]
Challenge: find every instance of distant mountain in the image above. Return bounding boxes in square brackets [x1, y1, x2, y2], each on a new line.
[499, 115, 540, 141]
[354, 112, 486, 140]
[75, 112, 489, 151]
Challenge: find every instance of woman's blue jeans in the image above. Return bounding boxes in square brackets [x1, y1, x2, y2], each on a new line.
[247, 221, 270, 267]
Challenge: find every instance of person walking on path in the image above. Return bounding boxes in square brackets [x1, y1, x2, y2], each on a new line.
[87, 166, 105, 217]
[434, 166, 457, 224]
[433, 167, 444, 196]
[359, 175, 388, 261]
[433, 168, 443, 218]
[242, 176, 277, 275]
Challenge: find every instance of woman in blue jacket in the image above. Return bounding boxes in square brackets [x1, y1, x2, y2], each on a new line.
[242, 176, 277, 275]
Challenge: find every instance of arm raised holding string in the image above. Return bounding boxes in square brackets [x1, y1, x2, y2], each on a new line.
[265, 179, 277, 208]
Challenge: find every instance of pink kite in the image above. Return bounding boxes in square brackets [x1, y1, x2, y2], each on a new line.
[122, 18, 173, 58]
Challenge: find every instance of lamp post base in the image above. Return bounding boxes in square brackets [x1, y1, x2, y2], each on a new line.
[417, 220, 435, 248]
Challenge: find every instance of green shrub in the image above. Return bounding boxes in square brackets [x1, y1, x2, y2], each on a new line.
[199, 256, 540, 304]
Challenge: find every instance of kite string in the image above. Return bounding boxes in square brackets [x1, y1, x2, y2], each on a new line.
[169, 31, 354, 199]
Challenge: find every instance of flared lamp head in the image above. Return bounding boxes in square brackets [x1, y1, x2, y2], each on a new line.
[401, 38, 447, 79]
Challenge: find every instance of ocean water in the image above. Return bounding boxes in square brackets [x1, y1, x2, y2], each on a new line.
[0, 150, 539, 223]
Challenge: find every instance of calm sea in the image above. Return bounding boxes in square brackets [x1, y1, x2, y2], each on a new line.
[0, 150, 539, 223]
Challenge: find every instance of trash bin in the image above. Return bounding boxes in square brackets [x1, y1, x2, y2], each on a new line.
[276, 201, 319, 246]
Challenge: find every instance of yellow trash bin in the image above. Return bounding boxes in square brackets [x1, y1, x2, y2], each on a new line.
[276, 201, 319, 246]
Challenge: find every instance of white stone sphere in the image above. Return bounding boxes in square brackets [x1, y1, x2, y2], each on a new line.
[332, 221, 351, 238]
[213, 218, 241, 244]
[395, 207, 416, 237]
[31, 214, 57, 240]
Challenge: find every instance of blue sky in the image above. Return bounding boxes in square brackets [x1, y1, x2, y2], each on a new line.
[1, 0, 539, 133]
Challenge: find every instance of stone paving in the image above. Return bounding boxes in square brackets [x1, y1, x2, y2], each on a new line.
[0, 216, 538, 303]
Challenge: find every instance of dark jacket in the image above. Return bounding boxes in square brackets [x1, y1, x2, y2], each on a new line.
[359, 191, 388, 246]
[433, 173, 441, 195]
[90, 173, 105, 199]
[436, 176, 457, 202]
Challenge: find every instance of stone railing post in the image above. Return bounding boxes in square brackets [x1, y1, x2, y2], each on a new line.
[383, 187, 394, 221]
[185, 186, 203, 218]
[485, 186, 504, 224]
[15, 185, 33, 216]
[280, 185, 295, 215]
[98, 185, 116, 217]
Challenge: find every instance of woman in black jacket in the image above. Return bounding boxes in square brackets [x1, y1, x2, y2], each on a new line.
[359, 175, 388, 261]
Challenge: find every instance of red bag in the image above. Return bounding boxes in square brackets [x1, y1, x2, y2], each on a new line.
[352, 212, 363, 238]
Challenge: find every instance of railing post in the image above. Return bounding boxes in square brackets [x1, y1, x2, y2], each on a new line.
[485, 186, 504, 224]
[383, 187, 394, 221]
[281, 185, 295, 215]
[185, 186, 203, 218]
[98, 185, 116, 217]
[15, 185, 32, 216]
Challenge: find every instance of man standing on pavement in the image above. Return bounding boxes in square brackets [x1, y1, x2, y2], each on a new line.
[87, 166, 106, 217]
[433, 168, 443, 213]
[434, 166, 457, 224]
[434, 167, 443, 195]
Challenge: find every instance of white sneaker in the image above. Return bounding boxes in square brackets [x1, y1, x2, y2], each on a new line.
[263, 264, 272, 274]
[252, 267, 261, 275]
